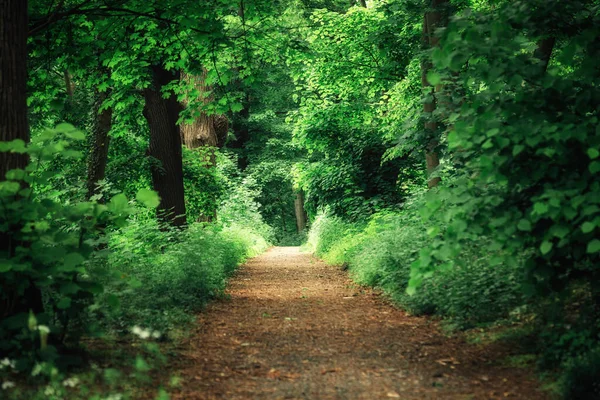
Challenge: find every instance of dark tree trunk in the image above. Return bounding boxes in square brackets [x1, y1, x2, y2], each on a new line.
[421, 0, 447, 188]
[0, 0, 29, 174]
[64, 70, 74, 97]
[0, 0, 44, 318]
[86, 88, 112, 200]
[143, 66, 187, 227]
[294, 190, 308, 233]
[533, 37, 556, 73]
[229, 99, 250, 170]
[359, 0, 367, 7]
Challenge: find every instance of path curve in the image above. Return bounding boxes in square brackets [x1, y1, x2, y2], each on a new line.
[171, 247, 548, 400]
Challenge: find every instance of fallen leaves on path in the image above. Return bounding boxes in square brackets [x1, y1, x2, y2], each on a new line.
[167, 247, 550, 400]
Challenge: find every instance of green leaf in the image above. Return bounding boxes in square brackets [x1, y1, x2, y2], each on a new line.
[108, 193, 129, 213]
[62, 253, 85, 271]
[426, 71, 442, 86]
[533, 202, 549, 215]
[156, 389, 170, 400]
[587, 148, 599, 159]
[5, 169, 25, 180]
[0, 262, 12, 273]
[517, 219, 532, 231]
[230, 103, 244, 113]
[55, 123, 76, 132]
[64, 129, 86, 141]
[136, 189, 160, 209]
[60, 282, 81, 295]
[135, 356, 151, 372]
[581, 221, 596, 234]
[587, 239, 600, 254]
[540, 241, 553, 255]
[57, 297, 72, 310]
[512, 145, 525, 156]
[0, 181, 21, 195]
[0, 139, 27, 153]
[589, 161, 600, 174]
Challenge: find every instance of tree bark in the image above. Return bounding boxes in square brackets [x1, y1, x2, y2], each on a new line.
[143, 66, 187, 227]
[533, 37, 556, 73]
[180, 71, 228, 151]
[64, 70, 74, 97]
[86, 87, 112, 200]
[0, 0, 44, 318]
[294, 190, 308, 233]
[0, 0, 29, 176]
[359, 0, 367, 7]
[421, 0, 447, 188]
[180, 71, 228, 222]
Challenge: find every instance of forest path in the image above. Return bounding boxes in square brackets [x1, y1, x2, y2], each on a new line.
[170, 247, 548, 400]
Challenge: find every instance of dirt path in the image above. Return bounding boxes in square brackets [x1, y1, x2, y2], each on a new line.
[170, 247, 549, 400]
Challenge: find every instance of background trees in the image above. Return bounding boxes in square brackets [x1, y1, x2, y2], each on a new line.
[1, 0, 599, 398]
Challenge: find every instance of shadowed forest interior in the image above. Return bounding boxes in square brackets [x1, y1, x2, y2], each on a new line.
[1, 0, 599, 399]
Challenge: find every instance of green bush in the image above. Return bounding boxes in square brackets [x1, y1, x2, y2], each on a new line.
[561, 347, 600, 400]
[307, 194, 524, 329]
[0, 126, 141, 368]
[99, 218, 270, 333]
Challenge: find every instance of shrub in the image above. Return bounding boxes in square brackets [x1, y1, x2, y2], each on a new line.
[307, 193, 524, 329]
[99, 218, 270, 333]
[561, 347, 600, 400]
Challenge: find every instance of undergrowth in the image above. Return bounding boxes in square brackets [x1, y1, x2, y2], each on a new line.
[97, 219, 270, 333]
[306, 196, 524, 330]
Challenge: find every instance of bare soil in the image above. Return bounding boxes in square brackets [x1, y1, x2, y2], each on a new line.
[169, 247, 550, 400]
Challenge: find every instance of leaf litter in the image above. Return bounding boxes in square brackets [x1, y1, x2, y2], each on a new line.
[168, 247, 549, 400]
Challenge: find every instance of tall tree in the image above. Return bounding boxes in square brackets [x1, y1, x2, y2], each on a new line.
[294, 189, 308, 233]
[180, 70, 228, 221]
[0, 0, 44, 317]
[86, 87, 112, 200]
[421, 0, 448, 188]
[180, 71, 228, 151]
[0, 0, 29, 176]
[143, 65, 187, 227]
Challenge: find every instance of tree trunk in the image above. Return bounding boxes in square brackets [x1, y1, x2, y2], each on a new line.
[86, 87, 112, 200]
[421, 0, 447, 188]
[533, 37, 556, 73]
[180, 71, 228, 150]
[229, 97, 250, 170]
[359, 0, 367, 7]
[180, 71, 228, 222]
[0, 0, 44, 318]
[294, 190, 308, 233]
[64, 70, 74, 97]
[0, 0, 29, 175]
[143, 66, 187, 227]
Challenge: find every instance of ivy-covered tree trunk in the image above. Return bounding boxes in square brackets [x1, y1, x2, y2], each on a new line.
[181, 71, 228, 150]
[143, 66, 187, 227]
[180, 71, 228, 222]
[0, 0, 44, 318]
[86, 88, 112, 200]
[421, 0, 447, 188]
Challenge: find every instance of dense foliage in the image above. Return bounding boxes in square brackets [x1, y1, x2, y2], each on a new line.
[1, 0, 599, 398]
[299, 0, 600, 398]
